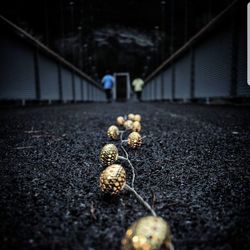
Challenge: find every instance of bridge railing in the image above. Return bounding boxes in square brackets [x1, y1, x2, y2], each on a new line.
[0, 15, 105, 104]
[142, 1, 249, 102]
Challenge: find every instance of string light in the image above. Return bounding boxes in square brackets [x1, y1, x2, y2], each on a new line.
[128, 132, 142, 148]
[99, 164, 126, 195]
[98, 113, 174, 250]
[100, 141, 135, 187]
[99, 167, 157, 216]
[117, 116, 125, 125]
[124, 120, 134, 130]
[134, 114, 142, 122]
[121, 216, 173, 250]
[100, 144, 118, 166]
[132, 121, 141, 132]
[107, 125, 120, 140]
[128, 113, 135, 121]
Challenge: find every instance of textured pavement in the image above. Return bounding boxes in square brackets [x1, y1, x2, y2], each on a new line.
[0, 102, 250, 250]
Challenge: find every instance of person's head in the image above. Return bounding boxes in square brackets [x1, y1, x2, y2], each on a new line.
[105, 70, 111, 75]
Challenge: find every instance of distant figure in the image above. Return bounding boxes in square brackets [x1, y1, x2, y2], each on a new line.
[132, 77, 144, 102]
[102, 72, 114, 103]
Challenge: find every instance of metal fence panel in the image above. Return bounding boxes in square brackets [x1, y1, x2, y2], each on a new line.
[142, 85, 146, 100]
[92, 86, 95, 101]
[80, 79, 84, 100]
[0, 26, 104, 102]
[87, 83, 91, 101]
[145, 86, 148, 100]
[93, 87, 96, 101]
[143, 85, 148, 100]
[74, 75, 82, 101]
[152, 80, 156, 100]
[237, 20, 249, 96]
[89, 85, 93, 101]
[61, 67, 73, 101]
[87, 82, 90, 101]
[150, 81, 154, 100]
[156, 76, 162, 100]
[99, 91, 103, 101]
[195, 28, 232, 98]
[96, 88, 99, 101]
[142, 86, 145, 100]
[153, 80, 156, 100]
[95, 88, 98, 101]
[98, 88, 102, 101]
[88, 84, 91, 101]
[149, 82, 155, 101]
[83, 80, 88, 101]
[163, 67, 172, 99]
[175, 52, 191, 99]
[39, 54, 59, 100]
[96, 88, 98, 101]
[81, 80, 85, 101]
[0, 35, 36, 100]
[142, 87, 145, 100]
[146, 83, 150, 100]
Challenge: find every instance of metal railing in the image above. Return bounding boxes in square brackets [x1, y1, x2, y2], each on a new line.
[0, 15, 105, 104]
[142, 0, 249, 102]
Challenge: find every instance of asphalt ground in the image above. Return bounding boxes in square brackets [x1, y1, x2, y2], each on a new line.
[0, 102, 250, 250]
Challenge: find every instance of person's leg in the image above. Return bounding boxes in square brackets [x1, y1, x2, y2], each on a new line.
[138, 91, 142, 101]
[107, 89, 112, 102]
[136, 91, 140, 100]
[105, 89, 109, 102]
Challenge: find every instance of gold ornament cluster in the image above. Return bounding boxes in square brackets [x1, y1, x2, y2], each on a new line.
[98, 113, 173, 250]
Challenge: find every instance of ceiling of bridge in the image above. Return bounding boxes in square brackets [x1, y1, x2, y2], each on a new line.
[2, 0, 233, 81]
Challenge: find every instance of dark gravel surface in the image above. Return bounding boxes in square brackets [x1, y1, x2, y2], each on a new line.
[0, 102, 250, 250]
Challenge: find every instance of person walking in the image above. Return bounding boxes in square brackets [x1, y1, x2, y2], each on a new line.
[101, 71, 114, 103]
[132, 77, 144, 102]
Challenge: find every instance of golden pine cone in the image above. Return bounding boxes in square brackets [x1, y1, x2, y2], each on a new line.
[121, 216, 172, 250]
[107, 125, 120, 140]
[134, 114, 142, 122]
[100, 144, 118, 166]
[99, 164, 126, 195]
[132, 121, 141, 132]
[128, 113, 135, 121]
[117, 116, 125, 126]
[128, 132, 142, 148]
[124, 120, 134, 130]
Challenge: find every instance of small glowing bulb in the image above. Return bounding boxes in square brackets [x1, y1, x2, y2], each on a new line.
[117, 116, 125, 126]
[134, 114, 142, 122]
[99, 164, 126, 195]
[128, 132, 142, 148]
[100, 144, 118, 166]
[128, 113, 135, 121]
[132, 121, 141, 132]
[124, 120, 134, 130]
[121, 216, 172, 250]
[107, 125, 120, 140]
